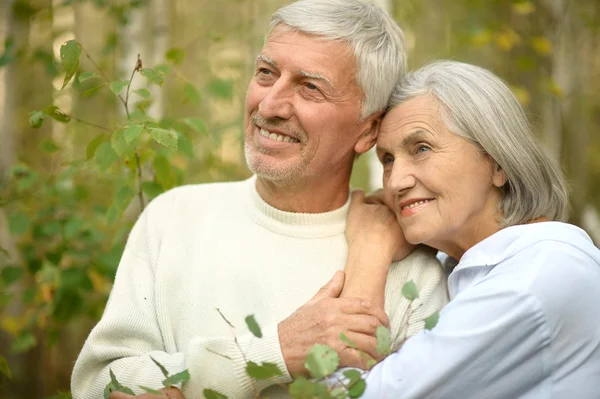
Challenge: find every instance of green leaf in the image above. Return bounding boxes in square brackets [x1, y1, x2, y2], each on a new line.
[245, 314, 262, 338]
[331, 387, 347, 399]
[304, 344, 339, 379]
[343, 369, 362, 385]
[375, 325, 391, 356]
[424, 311, 440, 330]
[150, 128, 178, 151]
[42, 105, 71, 123]
[11, 331, 37, 353]
[133, 88, 152, 99]
[184, 83, 201, 104]
[60, 39, 81, 89]
[82, 84, 104, 98]
[114, 185, 135, 212]
[106, 206, 118, 224]
[401, 280, 419, 301]
[347, 378, 366, 398]
[140, 68, 164, 86]
[78, 71, 98, 83]
[203, 389, 228, 399]
[29, 110, 46, 128]
[63, 218, 83, 239]
[184, 117, 207, 136]
[153, 156, 173, 188]
[109, 80, 129, 96]
[95, 142, 118, 171]
[340, 332, 355, 349]
[288, 376, 330, 398]
[246, 361, 282, 380]
[150, 357, 170, 378]
[1, 266, 23, 286]
[86, 133, 106, 160]
[141, 181, 164, 200]
[167, 369, 190, 385]
[8, 213, 30, 235]
[0, 355, 11, 379]
[165, 48, 185, 65]
[104, 369, 135, 398]
[154, 64, 171, 75]
[123, 123, 144, 144]
[139, 386, 161, 395]
[40, 138, 60, 153]
[207, 78, 234, 100]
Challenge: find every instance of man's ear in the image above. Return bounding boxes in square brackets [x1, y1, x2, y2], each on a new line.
[354, 112, 383, 155]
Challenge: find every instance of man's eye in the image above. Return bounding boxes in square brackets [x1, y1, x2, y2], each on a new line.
[381, 153, 394, 165]
[305, 82, 318, 91]
[258, 68, 271, 75]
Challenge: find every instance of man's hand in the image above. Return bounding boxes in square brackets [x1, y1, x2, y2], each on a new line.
[109, 387, 184, 399]
[278, 270, 390, 375]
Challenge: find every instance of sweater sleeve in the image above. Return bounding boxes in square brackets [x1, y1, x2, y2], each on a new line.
[384, 247, 449, 351]
[70, 191, 291, 399]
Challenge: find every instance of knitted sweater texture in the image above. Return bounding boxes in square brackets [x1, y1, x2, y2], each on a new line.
[71, 177, 448, 399]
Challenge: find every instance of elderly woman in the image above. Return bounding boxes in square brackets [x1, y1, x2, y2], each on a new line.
[339, 61, 600, 398]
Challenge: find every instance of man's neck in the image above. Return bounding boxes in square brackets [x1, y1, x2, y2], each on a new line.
[255, 175, 351, 213]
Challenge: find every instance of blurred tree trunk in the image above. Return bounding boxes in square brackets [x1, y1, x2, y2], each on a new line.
[0, 2, 53, 398]
[543, 0, 596, 225]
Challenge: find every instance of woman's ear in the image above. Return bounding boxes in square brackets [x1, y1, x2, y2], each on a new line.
[354, 113, 382, 155]
[492, 162, 507, 188]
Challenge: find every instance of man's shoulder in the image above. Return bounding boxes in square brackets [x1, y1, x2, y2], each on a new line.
[148, 179, 250, 210]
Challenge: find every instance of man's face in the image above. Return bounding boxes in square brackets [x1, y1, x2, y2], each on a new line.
[244, 26, 377, 185]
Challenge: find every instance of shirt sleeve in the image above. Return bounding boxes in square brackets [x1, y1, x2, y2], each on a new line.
[70, 193, 291, 399]
[347, 281, 551, 398]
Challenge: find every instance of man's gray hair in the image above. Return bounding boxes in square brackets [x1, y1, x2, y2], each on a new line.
[270, 0, 406, 119]
[390, 61, 569, 226]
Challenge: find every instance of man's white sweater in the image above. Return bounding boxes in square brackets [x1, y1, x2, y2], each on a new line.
[71, 177, 448, 398]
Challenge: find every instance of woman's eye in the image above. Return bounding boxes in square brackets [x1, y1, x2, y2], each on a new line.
[416, 144, 431, 154]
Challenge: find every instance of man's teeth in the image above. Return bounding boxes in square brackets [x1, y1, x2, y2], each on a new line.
[260, 128, 299, 143]
[403, 199, 432, 210]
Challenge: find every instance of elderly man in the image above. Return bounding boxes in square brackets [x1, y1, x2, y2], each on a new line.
[71, 1, 447, 398]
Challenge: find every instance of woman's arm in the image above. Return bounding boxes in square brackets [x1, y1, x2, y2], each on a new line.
[341, 190, 414, 308]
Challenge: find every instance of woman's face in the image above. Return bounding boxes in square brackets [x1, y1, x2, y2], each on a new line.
[377, 95, 506, 258]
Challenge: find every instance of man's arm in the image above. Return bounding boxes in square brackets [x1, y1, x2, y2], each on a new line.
[71, 194, 291, 399]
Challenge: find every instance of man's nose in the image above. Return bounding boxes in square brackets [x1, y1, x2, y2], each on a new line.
[258, 80, 294, 120]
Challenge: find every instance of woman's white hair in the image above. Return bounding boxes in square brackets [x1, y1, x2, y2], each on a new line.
[390, 61, 569, 226]
[270, 0, 406, 119]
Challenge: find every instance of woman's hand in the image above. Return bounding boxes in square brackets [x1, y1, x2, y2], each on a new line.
[342, 190, 415, 308]
[347, 190, 414, 264]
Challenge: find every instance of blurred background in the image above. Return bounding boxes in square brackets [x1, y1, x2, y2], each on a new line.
[0, 0, 599, 397]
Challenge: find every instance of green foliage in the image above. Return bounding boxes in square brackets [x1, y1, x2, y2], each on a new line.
[375, 325, 391, 356]
[305, 344, 339, 379]
[246, 361, 282, 380]
[401, 280, 419, 301]
[204, 388, 228, 399]
[424, 311, 440, 330]
[103, 369, 135, 399]
[245, 314, 262, 338]
[60, 40, 81, 89]
[0, 355, 12, 379]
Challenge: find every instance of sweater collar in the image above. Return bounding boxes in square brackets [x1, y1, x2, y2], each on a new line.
[244, 176, 350, 238]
